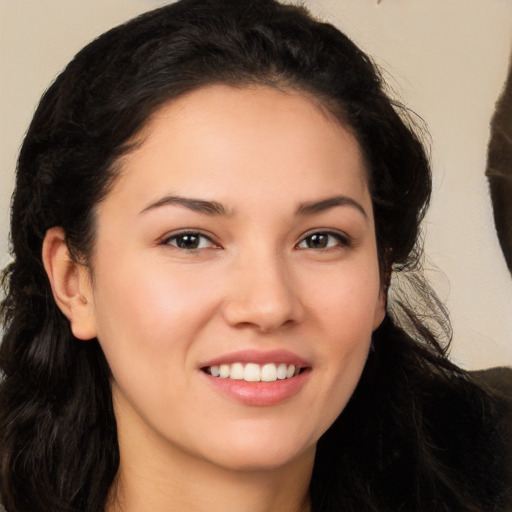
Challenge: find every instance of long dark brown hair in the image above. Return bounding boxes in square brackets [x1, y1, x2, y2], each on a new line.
[1, 1, 509, 511]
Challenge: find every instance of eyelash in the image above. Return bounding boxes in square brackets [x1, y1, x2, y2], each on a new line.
[161, 229, 350, 252]
[161, 231, 218, 251]
[296, 230, 351, 251]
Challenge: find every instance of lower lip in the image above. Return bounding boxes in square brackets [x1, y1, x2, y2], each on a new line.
[202, 370, 311, 406]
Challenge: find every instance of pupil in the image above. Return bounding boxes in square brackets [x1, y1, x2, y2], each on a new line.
[308, 234, 327, 248]
[177, 234, 199, 249]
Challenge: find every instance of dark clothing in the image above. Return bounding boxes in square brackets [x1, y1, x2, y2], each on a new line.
[311, 355, 512, 512]
[473, 366, 512, 508]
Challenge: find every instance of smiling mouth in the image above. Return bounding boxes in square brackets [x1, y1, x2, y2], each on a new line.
[202, 362, 307, 382]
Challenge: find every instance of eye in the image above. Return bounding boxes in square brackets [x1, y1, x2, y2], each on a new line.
[297, 231, 349, 250]
[163, 232, 216, 250]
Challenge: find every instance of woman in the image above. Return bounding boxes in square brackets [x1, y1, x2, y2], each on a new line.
[0, 0, 510, 511]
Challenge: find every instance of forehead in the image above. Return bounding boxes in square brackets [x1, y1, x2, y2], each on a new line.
[109, 84, 370, 214]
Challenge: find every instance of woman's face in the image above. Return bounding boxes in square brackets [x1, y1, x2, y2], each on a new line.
[79, 85, 385, 472]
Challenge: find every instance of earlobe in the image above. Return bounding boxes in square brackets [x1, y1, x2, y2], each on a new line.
[42, 227, 97, 340]
[372, 287, 387, 331]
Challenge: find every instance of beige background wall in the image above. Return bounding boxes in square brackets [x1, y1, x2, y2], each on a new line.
[1, 0, 511, 370]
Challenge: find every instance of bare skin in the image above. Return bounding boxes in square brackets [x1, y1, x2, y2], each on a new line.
[108, 422, 313, 512]
[43, 84, 384, 512]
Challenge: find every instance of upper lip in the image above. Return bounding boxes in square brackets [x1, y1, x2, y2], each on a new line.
[199, 349, 311, 369]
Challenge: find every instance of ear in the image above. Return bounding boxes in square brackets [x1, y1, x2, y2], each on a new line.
[372, 285, 387, 331]
[42, 227, 97, 340]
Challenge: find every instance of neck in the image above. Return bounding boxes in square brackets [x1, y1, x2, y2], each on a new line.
[107, 446, 313, 512]
[106, 391, 314, 512]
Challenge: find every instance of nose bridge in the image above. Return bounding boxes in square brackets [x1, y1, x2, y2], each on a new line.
[222, 242, 302, 332]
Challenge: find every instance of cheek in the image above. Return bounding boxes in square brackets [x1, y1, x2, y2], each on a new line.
[89, 255, 220, 383]
[304, 258, 382, 332]
[94, 252, 211, 326]
[89, 264, 210, 425]
[301, 259, 380, 409]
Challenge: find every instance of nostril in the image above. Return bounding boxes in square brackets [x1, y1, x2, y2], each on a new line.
[221, 270, 304, 332]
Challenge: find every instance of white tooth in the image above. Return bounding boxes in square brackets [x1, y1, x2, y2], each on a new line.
[261, 363, 277, 382]
[244, 363, 261, 382]
[230, 362, 244, 380]
[277, 363, 288, 380]
[214, 362, 298, 380]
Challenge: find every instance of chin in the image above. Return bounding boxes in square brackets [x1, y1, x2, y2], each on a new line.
[199, 429, 317, 473]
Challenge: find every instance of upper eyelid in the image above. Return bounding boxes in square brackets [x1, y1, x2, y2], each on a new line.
[298, 228, 351, 243]
[157, 228, 352, 247]
[160, 229, 219, 246]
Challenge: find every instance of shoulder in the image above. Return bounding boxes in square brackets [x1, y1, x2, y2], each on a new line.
[469, 366, 512, 455]
[454, 366, 512, 510]
[470, 366, 512, 398]
[470, 366, 512, 487]
[404, 364, 512, 510]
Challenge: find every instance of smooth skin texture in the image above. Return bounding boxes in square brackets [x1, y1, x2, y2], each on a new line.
[43, 85, 386, 512]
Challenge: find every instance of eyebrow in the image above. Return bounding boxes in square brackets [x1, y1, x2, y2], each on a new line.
[296, 195, 367, 219]
[140, 193, 367, 219]
[140, 195, 229, 216]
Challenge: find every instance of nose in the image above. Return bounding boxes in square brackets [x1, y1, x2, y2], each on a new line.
[222, 250, 304, 333]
